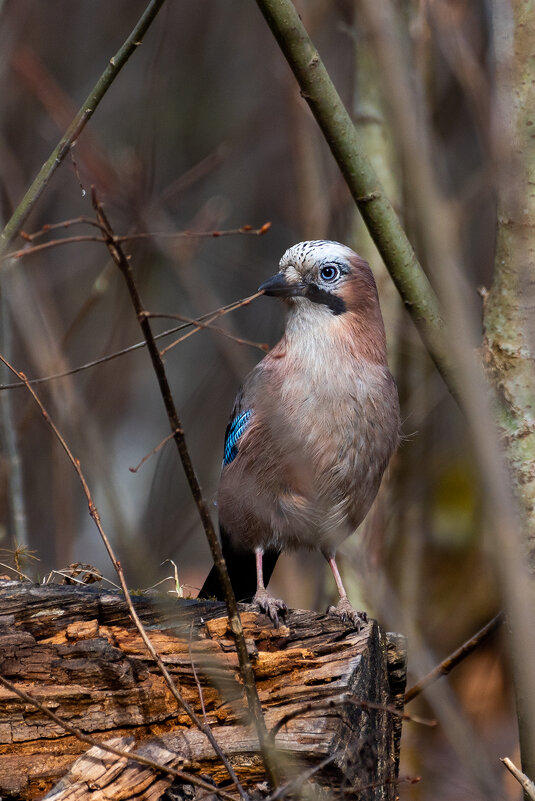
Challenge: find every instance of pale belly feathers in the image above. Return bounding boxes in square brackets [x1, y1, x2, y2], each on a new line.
[218, 329, 399, 557]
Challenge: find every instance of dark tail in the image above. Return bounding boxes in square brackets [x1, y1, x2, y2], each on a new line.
[198, 525, 280, 602]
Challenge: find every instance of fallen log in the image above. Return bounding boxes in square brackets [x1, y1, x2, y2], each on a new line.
[0, 579, 406, 800]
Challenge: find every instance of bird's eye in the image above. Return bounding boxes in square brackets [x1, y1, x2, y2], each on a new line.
[319, 265, 340, 282]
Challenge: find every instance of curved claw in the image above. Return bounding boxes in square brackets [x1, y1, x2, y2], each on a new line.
[252, 588, 287, 628]
[327, 597, 368, 632]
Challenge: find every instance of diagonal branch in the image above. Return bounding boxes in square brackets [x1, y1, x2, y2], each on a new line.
[0, 292, 261, 391]
[0, 0, 167, 255]
[91, 188, 280, 789]
[404, 612, 504, 703]
[149, 307, 267, 355]
[253, 0, 457, 396]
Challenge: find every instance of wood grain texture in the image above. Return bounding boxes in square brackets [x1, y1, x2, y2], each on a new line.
[0, 580, 406, 800]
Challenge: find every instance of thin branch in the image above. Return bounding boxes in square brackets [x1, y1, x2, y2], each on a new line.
[47, 567, 120, 590]
[0, 0, 167, 254]
[0, 292, 262, 391]
[404, 612, 504, 703]
[501, 757, 535, 801]
[120, 222, 272, 241]
[155, 292, 266, 359]
[19, 216, 101, 241]
[0, 673, 237, 801]
[92, 189, 280, 789]
[6, 234, 108, 260]
[0, 561, 32, 581]
[148, 306, 268, 356]
[0, 352, 248, 801]
[129, 430, 178, 473]
[4, 221, 272, 262]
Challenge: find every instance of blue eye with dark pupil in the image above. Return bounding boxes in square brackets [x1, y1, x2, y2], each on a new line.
[320, 265, 339, 282]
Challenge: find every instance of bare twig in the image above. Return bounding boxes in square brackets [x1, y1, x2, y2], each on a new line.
[69, 144, 87, 197]
[92, 189, 280, 788]
[0, 673, 238, 801]
[150, 305, 268, 356]
[118, 222, 272, 241]
[47, 568, 120, 590]
[6, 234, 108, 259]
[0, 561, 31, 581]
[129, 430, 178, 473]
[0, 352, 249, 800]
[405, 612, 504, 703]
[0, 292, 262, 391]
[154, 292, 265, 360]
[501, 757, 535, 800]
[3, 222, 272, 262]
[0, 0, 167, 254]
[18, 216, 101, 241]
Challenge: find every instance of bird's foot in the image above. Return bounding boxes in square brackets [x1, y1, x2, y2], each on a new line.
[252, 588, 287, 627]
[327, 597, 368, 631]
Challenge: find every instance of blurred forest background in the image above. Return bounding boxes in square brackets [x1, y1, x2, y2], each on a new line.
[0, 1, 523, 799]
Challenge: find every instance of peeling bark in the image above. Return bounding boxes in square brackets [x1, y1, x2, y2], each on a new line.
[0, 581, 406, 801]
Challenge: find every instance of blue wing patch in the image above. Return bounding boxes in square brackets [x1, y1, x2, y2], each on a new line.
[223, 409, 252, 466]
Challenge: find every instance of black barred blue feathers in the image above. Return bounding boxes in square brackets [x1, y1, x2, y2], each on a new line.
[223, 410, 253, 466]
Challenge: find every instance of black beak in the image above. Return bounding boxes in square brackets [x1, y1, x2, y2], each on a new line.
[258, 272, 305, 298]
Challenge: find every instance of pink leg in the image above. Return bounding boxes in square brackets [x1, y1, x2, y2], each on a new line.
[255, 549, 265, 592]
[251, 547, 287, 627]
[327, 556, 348, 600]
[325, 553, 368, 631]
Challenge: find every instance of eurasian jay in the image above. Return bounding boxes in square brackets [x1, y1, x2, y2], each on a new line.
[199, 240, 399, 628]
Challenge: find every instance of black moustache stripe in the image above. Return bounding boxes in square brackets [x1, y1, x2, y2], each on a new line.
[305, 284, 346, 315]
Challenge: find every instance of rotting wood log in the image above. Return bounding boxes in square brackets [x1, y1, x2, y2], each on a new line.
[0, 579, 406, 800]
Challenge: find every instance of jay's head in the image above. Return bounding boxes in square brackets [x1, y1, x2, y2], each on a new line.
[259, 240, 380, 319]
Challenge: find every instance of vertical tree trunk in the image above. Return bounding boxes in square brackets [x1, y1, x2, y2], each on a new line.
[483, 0, 535, 777]
[484, 1, 535, 567]
[484, 0, 535, 563]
